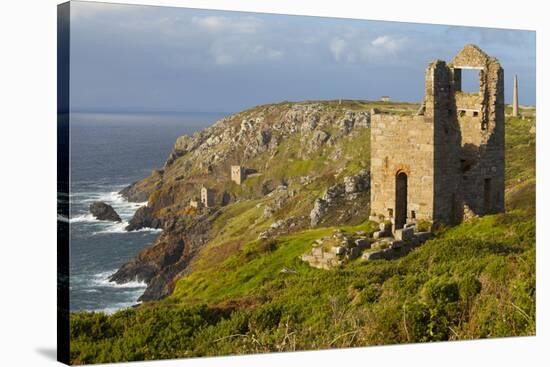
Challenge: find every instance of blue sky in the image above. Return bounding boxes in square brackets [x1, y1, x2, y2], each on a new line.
[70, 1, 536, 113]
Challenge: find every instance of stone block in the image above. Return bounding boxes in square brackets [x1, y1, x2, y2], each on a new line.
[389, 240, 404, 249]
[379, 222, 392, 233]
[348, 246, 361, 260]
[311, 247, 323, 257]
[394, 227, 414, 241]
[371, 241, 389, 250]
[355, 238, 370, 250]
[363, 250, 385, 261]
[333, 246, 346, 256]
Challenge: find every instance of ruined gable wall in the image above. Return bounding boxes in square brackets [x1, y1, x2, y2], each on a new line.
[457, 60, 505, 215]
[427, 61, 463, 224]
[370, 114, 434, 222]
[449, 47, 505, 216]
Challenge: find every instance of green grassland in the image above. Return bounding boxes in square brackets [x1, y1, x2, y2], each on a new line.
[69, 106, 536, 365]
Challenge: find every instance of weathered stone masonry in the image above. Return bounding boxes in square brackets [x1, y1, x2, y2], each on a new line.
[370, 45, 505, 228]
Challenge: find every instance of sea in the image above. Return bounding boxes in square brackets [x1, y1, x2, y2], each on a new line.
[68, 111, 224, 313]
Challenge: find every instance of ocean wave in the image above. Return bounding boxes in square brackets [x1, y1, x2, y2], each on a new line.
[97, 301, 142, 315]
[69, 213, 102, 223]
[71, 190, 148, 222]
[69, 213, 162, 235]
[91, 270, 147, 289]
[90, 222, 162, 235]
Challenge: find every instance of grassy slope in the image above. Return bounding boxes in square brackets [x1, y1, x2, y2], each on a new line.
[70, 109, 536, 365]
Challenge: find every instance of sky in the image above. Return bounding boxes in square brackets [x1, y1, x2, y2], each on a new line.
[69, 1, 536, 113]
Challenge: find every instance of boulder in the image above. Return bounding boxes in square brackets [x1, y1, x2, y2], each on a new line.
[310, 130, 330, 150]
[343, 170, 370, 195]
[310, 198, 328, 227]
[89, 201, 122, 222]
[126, 206, 163, 231]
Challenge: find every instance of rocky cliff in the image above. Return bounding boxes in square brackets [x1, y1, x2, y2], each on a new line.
[111, 100, 419, 301]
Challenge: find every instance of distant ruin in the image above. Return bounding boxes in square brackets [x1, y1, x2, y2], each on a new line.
[513, 75, 519, 117]
[200, 186, 214, 208]
[231, 165, 246, 185]
[370, 44, 505, 229]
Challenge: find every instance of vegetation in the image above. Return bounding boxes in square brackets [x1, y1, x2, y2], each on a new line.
[70, 107, 535, 365]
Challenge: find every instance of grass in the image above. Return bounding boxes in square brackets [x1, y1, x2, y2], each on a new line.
[69, 107, 536, 364]
[70, 208, 534, 363]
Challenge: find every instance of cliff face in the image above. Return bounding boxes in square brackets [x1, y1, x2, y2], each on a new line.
[112, 100, 419, 300]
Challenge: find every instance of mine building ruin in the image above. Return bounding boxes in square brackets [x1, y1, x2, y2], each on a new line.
[370, 44, 505, 229]
[200, 186, 215, 208]
[231, 165, 246, 185]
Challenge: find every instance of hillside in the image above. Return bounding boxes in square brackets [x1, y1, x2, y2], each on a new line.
[109, 100, 417, 301]
[70, 101, 536, 364]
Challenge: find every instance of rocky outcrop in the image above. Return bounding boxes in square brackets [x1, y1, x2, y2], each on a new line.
[111, 211, 219, 301]
[113, 101, 379, 301]
[310, 198, 329, 227]
[344, 169, 370, 197]
[119, 169, 163, 203]
[310, 169, 371, 227]
[89, 202, 121, 222]
[125, 206, 164, 231]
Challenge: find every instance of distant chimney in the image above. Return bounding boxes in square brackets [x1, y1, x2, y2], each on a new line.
[512, 75, 519, 117]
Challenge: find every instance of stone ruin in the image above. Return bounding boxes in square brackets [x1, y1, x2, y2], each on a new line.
[300, 230, 371, 270]
[302, 45, 505, 270]
[370, 44, 505, 229]
[200, 186, 215, 208]
[231, 165, 246, 185]
[301, 223, 433, 269]
[512, 75, 519, 117]
[364, 222, 431, 261]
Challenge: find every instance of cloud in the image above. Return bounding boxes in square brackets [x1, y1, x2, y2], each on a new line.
[267, 49, 284, 60]
[191, 16, 262, 34]
[371, 35, 403, 52]
[208, 40, 284, 65]
[329, 37, 347, 61]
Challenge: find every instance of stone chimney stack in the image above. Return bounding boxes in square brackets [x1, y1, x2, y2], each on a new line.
[512, 75, 519, 117]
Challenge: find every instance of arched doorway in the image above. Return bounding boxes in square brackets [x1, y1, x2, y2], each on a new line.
[395, 171, 408, 229]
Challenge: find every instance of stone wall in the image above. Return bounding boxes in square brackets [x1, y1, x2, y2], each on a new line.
[231, 165, 245, 185]
[370, 113, 435, 224]
[449, 45, 505, 216]
[370, 45, 505, 227]
[200, 187, 215, 208]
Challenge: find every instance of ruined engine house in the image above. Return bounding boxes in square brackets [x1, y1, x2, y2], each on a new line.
[370, 45, 505, 228]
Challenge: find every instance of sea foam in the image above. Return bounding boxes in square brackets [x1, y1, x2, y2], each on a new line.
[92, 270, 147, 289]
